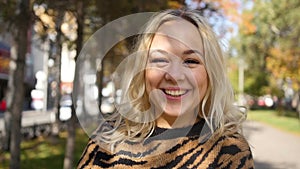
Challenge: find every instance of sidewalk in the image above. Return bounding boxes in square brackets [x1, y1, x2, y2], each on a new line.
[243, 120, 300, 169]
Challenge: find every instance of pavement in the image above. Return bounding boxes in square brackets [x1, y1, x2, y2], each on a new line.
[243, 120, 300, 169]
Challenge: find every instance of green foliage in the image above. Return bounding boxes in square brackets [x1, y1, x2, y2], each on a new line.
[227, 57, 239, 93]
[244, 70, 269, 96]
[0, 1, 17, 23]
[231, 0, 300, 96]
[0, 0, 32, 35]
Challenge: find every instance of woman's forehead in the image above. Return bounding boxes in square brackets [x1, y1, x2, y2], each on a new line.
[150, 19, 204, 53]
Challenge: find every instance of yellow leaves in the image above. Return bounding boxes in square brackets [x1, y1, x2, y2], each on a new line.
[34, 4, 55, 30]
[33, 21, 44, 35]
[61, 11, 78, 41]
[39, 13, 56, 29]
[240, 13, 257, 35]
[233, 0, 300, 91]
[33, 4, 78, 41]
[33, 4, 56, 36]
[267, 47, 300, 87]
[215, 0, 240, 21]
[167, 0, 184, 9]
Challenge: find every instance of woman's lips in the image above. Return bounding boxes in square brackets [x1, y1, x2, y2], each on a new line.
[163, 89, 188, 96]
[161, 88, 189, 100]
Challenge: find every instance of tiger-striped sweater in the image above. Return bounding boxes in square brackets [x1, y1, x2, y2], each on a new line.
[77, 120, 254, 169]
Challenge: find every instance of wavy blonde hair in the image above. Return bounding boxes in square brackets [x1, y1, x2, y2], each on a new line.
[98, 9, 246, 149]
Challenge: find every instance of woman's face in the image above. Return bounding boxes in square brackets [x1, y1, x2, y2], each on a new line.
[145, 19, 208, 127]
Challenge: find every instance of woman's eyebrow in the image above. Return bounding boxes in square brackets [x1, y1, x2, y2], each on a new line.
[149, 49, 169, 55]
[183, 49, 203, 56]
[149, 49, 204, 57]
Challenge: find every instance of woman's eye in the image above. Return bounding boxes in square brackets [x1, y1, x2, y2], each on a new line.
[150, 58, 168, 63]
[148, 57, 169, 67]
[184, 59, 200, 65]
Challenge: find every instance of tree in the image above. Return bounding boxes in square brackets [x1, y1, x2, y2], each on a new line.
[34, 1, 85, 168]
[0, 0, 32, 168]
[231, 0, 274, 96]
[231, 0, 300, 96]
[31, 2, 72, 168]
[63, 1, 85, 168]
[33, 1, 64, 139]
[264, 0, 300, 90]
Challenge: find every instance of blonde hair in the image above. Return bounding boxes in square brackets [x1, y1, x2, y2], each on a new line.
[97, 9, 246, 149]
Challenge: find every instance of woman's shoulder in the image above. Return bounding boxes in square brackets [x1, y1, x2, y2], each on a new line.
[205, 131, 254, 168]
[220, 131, 251, 152]
[207, 130, 252, 153]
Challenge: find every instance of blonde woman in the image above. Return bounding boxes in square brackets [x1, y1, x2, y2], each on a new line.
[78, 9, 254, 169]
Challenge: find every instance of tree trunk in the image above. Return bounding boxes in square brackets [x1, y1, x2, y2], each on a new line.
[3, 110, 11, 151]
[51, 8, 64, 138]
[63, 1, 84, 169]
[63, 105, 77, 169]
[6, 0, 31, 168]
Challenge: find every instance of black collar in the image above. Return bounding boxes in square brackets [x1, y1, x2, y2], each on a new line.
[149, 119, 207, 140]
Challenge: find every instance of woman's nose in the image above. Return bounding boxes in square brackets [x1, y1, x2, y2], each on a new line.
[164, 63, 185, 82]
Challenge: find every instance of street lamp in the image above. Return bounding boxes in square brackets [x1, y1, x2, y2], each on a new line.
[238, 58, 246, 106]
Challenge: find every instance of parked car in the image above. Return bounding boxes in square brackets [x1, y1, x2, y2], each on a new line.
[247, 95, 275, 110]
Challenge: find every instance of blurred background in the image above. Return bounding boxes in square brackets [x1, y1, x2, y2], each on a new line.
[0, 0, 299, 169]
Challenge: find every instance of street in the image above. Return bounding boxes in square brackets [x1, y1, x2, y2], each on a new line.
[243, 120, 300, 169]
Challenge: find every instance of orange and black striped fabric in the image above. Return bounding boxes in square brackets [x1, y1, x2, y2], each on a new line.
[77, 120, 254, 169]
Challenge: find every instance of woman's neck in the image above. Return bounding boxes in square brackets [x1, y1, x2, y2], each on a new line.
[156, 113, 200, 129]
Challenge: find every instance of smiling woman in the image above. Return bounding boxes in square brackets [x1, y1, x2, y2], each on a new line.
[77, 9, 254, 169]
[145, 20, 208, 128]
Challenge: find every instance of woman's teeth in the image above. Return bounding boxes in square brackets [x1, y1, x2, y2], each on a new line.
[164, 89, 187, 96]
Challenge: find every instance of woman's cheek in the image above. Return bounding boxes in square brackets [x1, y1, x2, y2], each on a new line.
[145, 69, 164, 92]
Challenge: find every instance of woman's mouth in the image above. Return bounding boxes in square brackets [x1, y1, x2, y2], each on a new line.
[163, 89, 188, 97]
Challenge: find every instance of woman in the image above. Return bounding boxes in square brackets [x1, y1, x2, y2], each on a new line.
[77, 9, 254, 169]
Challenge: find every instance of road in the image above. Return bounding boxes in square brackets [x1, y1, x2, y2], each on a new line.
[243, 120, 300, 169]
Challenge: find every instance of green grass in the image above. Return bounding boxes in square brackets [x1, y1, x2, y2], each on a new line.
[0, 128, 89, 169]
[247, 109, 300, 135]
